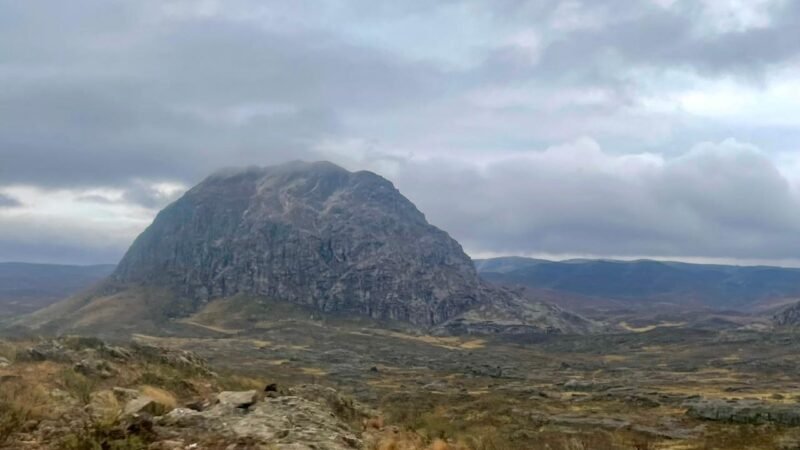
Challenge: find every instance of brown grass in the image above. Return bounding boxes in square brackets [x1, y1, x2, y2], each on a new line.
[367, 430, 468, 450]
[0, 379, 52, 443]
[139, 385, 177, 410]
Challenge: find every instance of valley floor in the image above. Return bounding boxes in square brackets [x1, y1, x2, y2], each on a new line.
[4, 299, 800, 449]
[131, 307, 800, 449]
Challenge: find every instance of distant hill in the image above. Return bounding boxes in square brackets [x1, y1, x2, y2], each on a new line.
[0, 262, 115, 316]
[476, 257, 800, 311]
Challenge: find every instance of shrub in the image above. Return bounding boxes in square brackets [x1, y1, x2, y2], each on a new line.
[0, 379, 50, 443]
[59, 368, 97, 405]
[58, 420, 148, 450]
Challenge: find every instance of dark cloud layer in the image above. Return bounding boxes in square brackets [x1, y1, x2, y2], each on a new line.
[0, 194, 21, 208]
[393, 139, 800, 262]
[1, 0, 800, 264]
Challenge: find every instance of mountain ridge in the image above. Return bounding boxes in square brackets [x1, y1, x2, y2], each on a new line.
[0, 262, 115, 317]
[476, 256, 800, 311]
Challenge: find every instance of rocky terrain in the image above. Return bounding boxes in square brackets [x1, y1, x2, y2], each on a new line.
[4, 296, 800, 449]
[7, 162, 800, 449]
[5, 324, 800, 450]
[21, 162, 598, 336]
[0, 337, 408, 449]
[774, 301, 800, 327]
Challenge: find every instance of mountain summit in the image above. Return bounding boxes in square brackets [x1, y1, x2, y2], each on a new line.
[114, 161, 482, 326]
[25, 161, 598, 335]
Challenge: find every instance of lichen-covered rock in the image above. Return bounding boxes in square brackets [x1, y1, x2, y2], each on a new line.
[161, 388, 361, 449]
[23, 340, 71, 362]
[123, 395, 174, 417]
[74, 358, 115, 378]
[290, 384, 374, 424]
[216, 390, 257, 409]
[685, 398, 800, 426]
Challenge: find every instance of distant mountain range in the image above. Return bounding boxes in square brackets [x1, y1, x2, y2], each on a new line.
[476, 257, 800, 312]
[0, 262, 115, 317]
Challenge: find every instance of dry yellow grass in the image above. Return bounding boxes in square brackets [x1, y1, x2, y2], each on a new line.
[72, 292, 144, 327]
[133, 334, 271, 351]
[176, 319, 242, 335]
[300, 367, 327, 377]
[619, 321, 686, 333]
[139, 385, 177, 411]
[0, 340, 19, 361]
[428, 439, 454, 450]
[1, 379, 53, 418]
[459, 340, 486, 350]
[367, 431, 466, 450]
[88, 390, 122, 424]
[220, 374, 265, 391]
[361, 330, 486, 351]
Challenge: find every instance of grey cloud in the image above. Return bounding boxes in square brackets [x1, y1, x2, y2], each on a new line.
[1, 0, 796, 192]
[0, 0, 444, 189]
[121, 181, 184, 210]
[388, 139, 800, 261]
[0, 216, 133, 265]
[75, 194, 116, 205]
[1, 0, 800, 264]
[468, 0, 800, 114]
[0, 194, 22, 208]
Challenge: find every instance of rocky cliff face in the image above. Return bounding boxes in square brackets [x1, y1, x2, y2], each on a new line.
[773, 301, 800, 327]
[114, 161, 487, 327]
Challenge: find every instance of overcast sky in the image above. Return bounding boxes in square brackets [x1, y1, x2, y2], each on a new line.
[2, 0, 800, 265]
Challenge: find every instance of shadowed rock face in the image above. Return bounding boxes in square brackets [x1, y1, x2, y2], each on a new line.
[114, 161, 483, 326]
[774, 301, 800, 327]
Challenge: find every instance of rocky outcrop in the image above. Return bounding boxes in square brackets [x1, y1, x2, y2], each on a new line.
[0, 338, 370, 449]
[773, 301, 800, 327]
[122, 395, 174, 417]
[112, 162, 486, 326]
[216, 390, 258, 409]
[685, 398, 800, 426]
[161, 390, 362, 449]
[102, 161, 598, 334]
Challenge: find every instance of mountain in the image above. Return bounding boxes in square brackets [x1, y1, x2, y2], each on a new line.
[476, 256, 800, 311]
[24, 162, 598, 335]
[774, 301, 800, 327]
[0, 262, 115, 317]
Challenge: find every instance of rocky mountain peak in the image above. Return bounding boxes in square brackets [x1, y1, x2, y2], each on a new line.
[113, 161, 484, 326]
[29, 161, 598, 335]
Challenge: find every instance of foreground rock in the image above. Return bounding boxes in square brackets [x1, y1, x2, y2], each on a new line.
[162, 390, 361, 449]
[123, 394, 174, 417]
[216, 390, 258, 408]
[0, 338, 373, 450]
